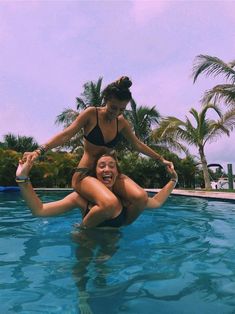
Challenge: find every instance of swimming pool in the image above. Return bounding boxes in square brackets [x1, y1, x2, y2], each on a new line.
[1, 192, 235, 314]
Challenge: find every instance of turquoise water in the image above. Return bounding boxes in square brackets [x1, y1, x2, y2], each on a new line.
[1, 192, 235, 314]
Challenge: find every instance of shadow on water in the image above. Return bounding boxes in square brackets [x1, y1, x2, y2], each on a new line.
[71, 227, 122, 313]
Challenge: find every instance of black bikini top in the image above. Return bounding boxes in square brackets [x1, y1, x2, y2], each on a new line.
[84, 108, 121, 148]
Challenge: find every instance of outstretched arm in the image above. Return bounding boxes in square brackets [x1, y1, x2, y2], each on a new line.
[16, 158, 87, 217]
[146, 166, 178, 209]
[121, 119, 174, 169]
[23, 107, 92, 162]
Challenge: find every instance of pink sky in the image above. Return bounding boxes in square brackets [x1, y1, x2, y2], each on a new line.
[0, 0, 235, 170]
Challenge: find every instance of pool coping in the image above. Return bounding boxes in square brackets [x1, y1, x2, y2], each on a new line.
[146, 188, 235, 201]
[34, 187, 235, 201]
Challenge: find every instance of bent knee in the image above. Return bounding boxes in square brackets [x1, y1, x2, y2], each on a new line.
[71, 173, 82, 190]
[99, 195, 120, 219]
[71, 180, 76, 191]
[100, 194, 119, 210]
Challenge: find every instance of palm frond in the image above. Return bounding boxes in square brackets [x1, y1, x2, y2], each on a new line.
[228, 60, 235, 69]
[57, 133, 84, 153]
[203, 108, 235, 145]
[79, 77, 103, 107]
[175, 127, 198, 146]
[76, 97, 86, 110]
[220, 108, 235, 131]
[136, 106, 160, 136]
[202, 84, 235, 106]
[55, 109, 79, 127]
[127, 99, 160, 142]
[2, 133, 38, 152]
[154, 116, 184, 138]
[201, 103, 223, 121]
[96, 77, 103, 98]
[204, 123, 230, 145]
[192, 55, 235, 84]
[154, 116, 197, 148]
[152, 134, 189, 155]
[128, 99, 139, 133]
[189, 108, 200, 126]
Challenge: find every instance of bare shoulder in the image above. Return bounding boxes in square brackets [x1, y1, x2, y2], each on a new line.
[82, 106, 97, 116]
[85, 106, 97, 112]
[75, 106, 96, 124]
[118, 114, 130, 129]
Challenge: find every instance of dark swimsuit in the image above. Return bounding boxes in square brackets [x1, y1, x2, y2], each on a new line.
[84, 202, 127, 228]
[84, 107, 121, 148]
[76, 109, 126, 227]
[75, 108, 122, 178]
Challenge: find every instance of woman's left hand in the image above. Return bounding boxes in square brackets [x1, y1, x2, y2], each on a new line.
[16, 157, 34, 178]
[162, 159, 174, 170]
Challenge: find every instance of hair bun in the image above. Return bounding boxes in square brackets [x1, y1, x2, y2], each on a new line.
[116, 76, 132, 89]
[102, 76, 132, 102]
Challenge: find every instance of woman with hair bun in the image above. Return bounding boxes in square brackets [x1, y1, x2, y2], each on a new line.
[23, 76, 174, 228]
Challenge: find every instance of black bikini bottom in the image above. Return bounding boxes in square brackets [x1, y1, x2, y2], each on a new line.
[85, 203, 127, 228]
[74, 167, 91, 181]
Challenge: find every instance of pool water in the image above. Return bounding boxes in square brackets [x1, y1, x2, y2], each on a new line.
[1, 192, 235, 314]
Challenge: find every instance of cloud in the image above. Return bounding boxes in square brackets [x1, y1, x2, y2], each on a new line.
[130, 0, 170, 25]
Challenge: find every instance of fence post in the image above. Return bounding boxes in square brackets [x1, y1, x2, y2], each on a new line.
[227, 164, 234, 190]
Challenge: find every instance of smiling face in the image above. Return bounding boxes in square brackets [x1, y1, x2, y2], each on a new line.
[105, 97, 128, 120]
[95, 155, 119, 190]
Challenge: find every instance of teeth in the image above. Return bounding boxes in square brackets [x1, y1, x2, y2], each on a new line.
[103, 174, 112, 182]
[103, 174, 111, 178]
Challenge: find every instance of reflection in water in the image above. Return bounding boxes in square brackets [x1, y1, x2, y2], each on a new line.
[1, 193, 235, 313]
[72, 227, 122, 314]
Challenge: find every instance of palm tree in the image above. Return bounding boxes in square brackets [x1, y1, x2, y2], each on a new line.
[2, 133, 38, 153]
[192, 55, 235, 107]
[153, 104, 235, 189]
[124, 100, 188, 155]
[150, 121, 189, 156]
[76, 77, 103, 108]
[55, 77, 104, 152]
[124, 99, 161, 144]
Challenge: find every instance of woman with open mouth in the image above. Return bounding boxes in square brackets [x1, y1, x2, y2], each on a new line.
[16, 151, 178, 228]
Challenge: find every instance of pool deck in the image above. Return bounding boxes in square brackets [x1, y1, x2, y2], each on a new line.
[146, 188, 235, 201]
[34, 187, 235, 201]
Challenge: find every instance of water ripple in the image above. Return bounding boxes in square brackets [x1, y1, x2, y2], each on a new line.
[1, 193, 235, 313]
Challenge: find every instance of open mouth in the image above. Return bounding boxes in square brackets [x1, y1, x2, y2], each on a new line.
[102, 174, 112, 184]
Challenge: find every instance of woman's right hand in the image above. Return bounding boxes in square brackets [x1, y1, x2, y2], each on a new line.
[22, 151, 39, 163]
[166, 165, 178, 182]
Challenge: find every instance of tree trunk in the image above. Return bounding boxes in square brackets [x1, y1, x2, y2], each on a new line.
[199, 146, 212, 190]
